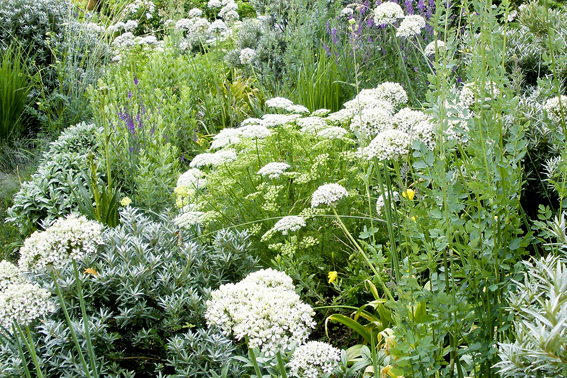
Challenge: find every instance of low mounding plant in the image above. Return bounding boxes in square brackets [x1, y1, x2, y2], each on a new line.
[6, 122, 102, 235]
[494, 254, 567, 377]
[0, 207, 258, 377]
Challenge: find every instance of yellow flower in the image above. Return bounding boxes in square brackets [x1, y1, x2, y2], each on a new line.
[411, 216, 416, 222]
[402, 189, 415, 201]
[120, 197, 132, 207]
[84, 268, 98, 277]
[328, 271, 338, 284]
[380, 365, 398, 378]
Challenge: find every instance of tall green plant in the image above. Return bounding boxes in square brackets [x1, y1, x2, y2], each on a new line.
[0, 44, 30, 145]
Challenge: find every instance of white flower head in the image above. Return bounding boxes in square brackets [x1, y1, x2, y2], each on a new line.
[239, 48, 256, 64]
[311, 109, 331, 117]
[266, 97, 295, 110]
[174, 209, 204, 228]
[349, 107, 395, 137]
[210, 128, 241, 149]
[297, 117, 329, 134]
[239, 125, 271, 139]
[193, 18, 211, 34]
[205, 269, 315, 356]
[396, 15, 426, 38]
[241, 118, 262, 126]
[190, 149, 237, 168]
[261, 114, 301, 128]
[18, 215, 103, 273]
[0, 261, 24, 292]
[188, 8, 203, 18]
[177, 168, 206, 189]
[288, 341, 341, 378]
[326, 109, 354, 126]
[373, 2, 404, 26]
[393, 108, 429, 134]
[317, 126, 349, 140]
[544, 95, 567, 123]
[176, 18, 194, 31]
[373, 82, 408, 107]
[208, 19, 228, 35]
[344, 94, 394, 113]
[208, 0, 222, 7]
[424, 40, 445, 56]
[0, 282, 55, 329]
[287, 104, 310, 115]
[271, 216, 306, 235]
[340, 7, 354, 17]
[124, 20, 138, 31]
[258, 162, 291, 179]
[362, 129, 411, 161]
[311, 183, 349, 207]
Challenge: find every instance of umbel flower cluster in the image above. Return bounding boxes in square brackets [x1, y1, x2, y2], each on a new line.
[0, 260, 54, 330]
[18, 215, 103, 273]
[288, 341, 341, 378]
[205, 268, 316, 356]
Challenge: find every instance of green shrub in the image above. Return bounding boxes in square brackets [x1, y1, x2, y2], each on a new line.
[0, 208, 257, 377]
[6, 122, 102, 235]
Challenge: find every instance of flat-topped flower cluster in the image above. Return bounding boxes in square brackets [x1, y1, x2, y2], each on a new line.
[205, 268, 316, 356]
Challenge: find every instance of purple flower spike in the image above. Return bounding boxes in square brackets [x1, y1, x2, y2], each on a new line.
[405, 0, 414, 15]
[417, 0, 425, 13]
[134, 74, 139, 86]
[128, 91, 132, 99]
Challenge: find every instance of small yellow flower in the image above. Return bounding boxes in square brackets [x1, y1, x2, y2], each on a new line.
[328, 271, 338, 284]
[411, 216, 416, 222]
[84, 268, 98, 277]
[120, 197, 132, 207]
[402, 189, 415, 201]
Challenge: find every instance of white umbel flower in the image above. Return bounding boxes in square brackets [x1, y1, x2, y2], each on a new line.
[350, 107, 395, 137]
[424, 40, 445, 56]
[188, 8, 203, 17]
[363, 129, 411, 161]
[190, 149, 237, 168]
[544, 95, 567, 123]
[396, 15, 426, 38]
[261, 114, 301, 128]
[18, 215, 102, 273]
[311, 109, 331, 117]
[372, 82, 408, 107]
[311, 183, 349, 207]
[239, 48, 256, 64]
[297, 117, 329, 134]
[373, 2, 404, 26]
[208, 0, 222, 7]
[393, 108, 429, 134]
[0, 261, 24, 292]
[208, 19, 228, 34]
[287, 104, 310, 114]
[266, 97, 295, 110]
[210, 128, 241, 149]
[0, 282, 55, 329]
[288, 341, 341, 378]
[317, 126, 349, 139]
[239, 125, 271, 139]
[205, 269, 316, 356]
[176, 18, 194, 31]
[177, 168, 206, 190]
[341, 7, 354, 17]
[271, 216, 306, 235]
[174, 209, 204, 228]
[258, 162, 291, 179]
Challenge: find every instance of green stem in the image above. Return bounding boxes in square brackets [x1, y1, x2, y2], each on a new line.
[52, 271, 93, 378]
[12, 324, 33, 378]
[276, 351, 288, 378]
[247, 343, 263, 378]
[25, 326, 44, 378]
[331, 207, 394, 301]
[73, 261, 99, 378]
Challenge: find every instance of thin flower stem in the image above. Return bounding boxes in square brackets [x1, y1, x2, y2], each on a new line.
[246, 341, 263, 378]
[331, 207, 394, 301]
[52, 271, 93, 378]
[25, 325, 44, 378]
[276, 351, 288, 378]
[12, 324, 33, 378]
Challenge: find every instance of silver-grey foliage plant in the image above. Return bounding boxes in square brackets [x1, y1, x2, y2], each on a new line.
[495, 248, 567, 376]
